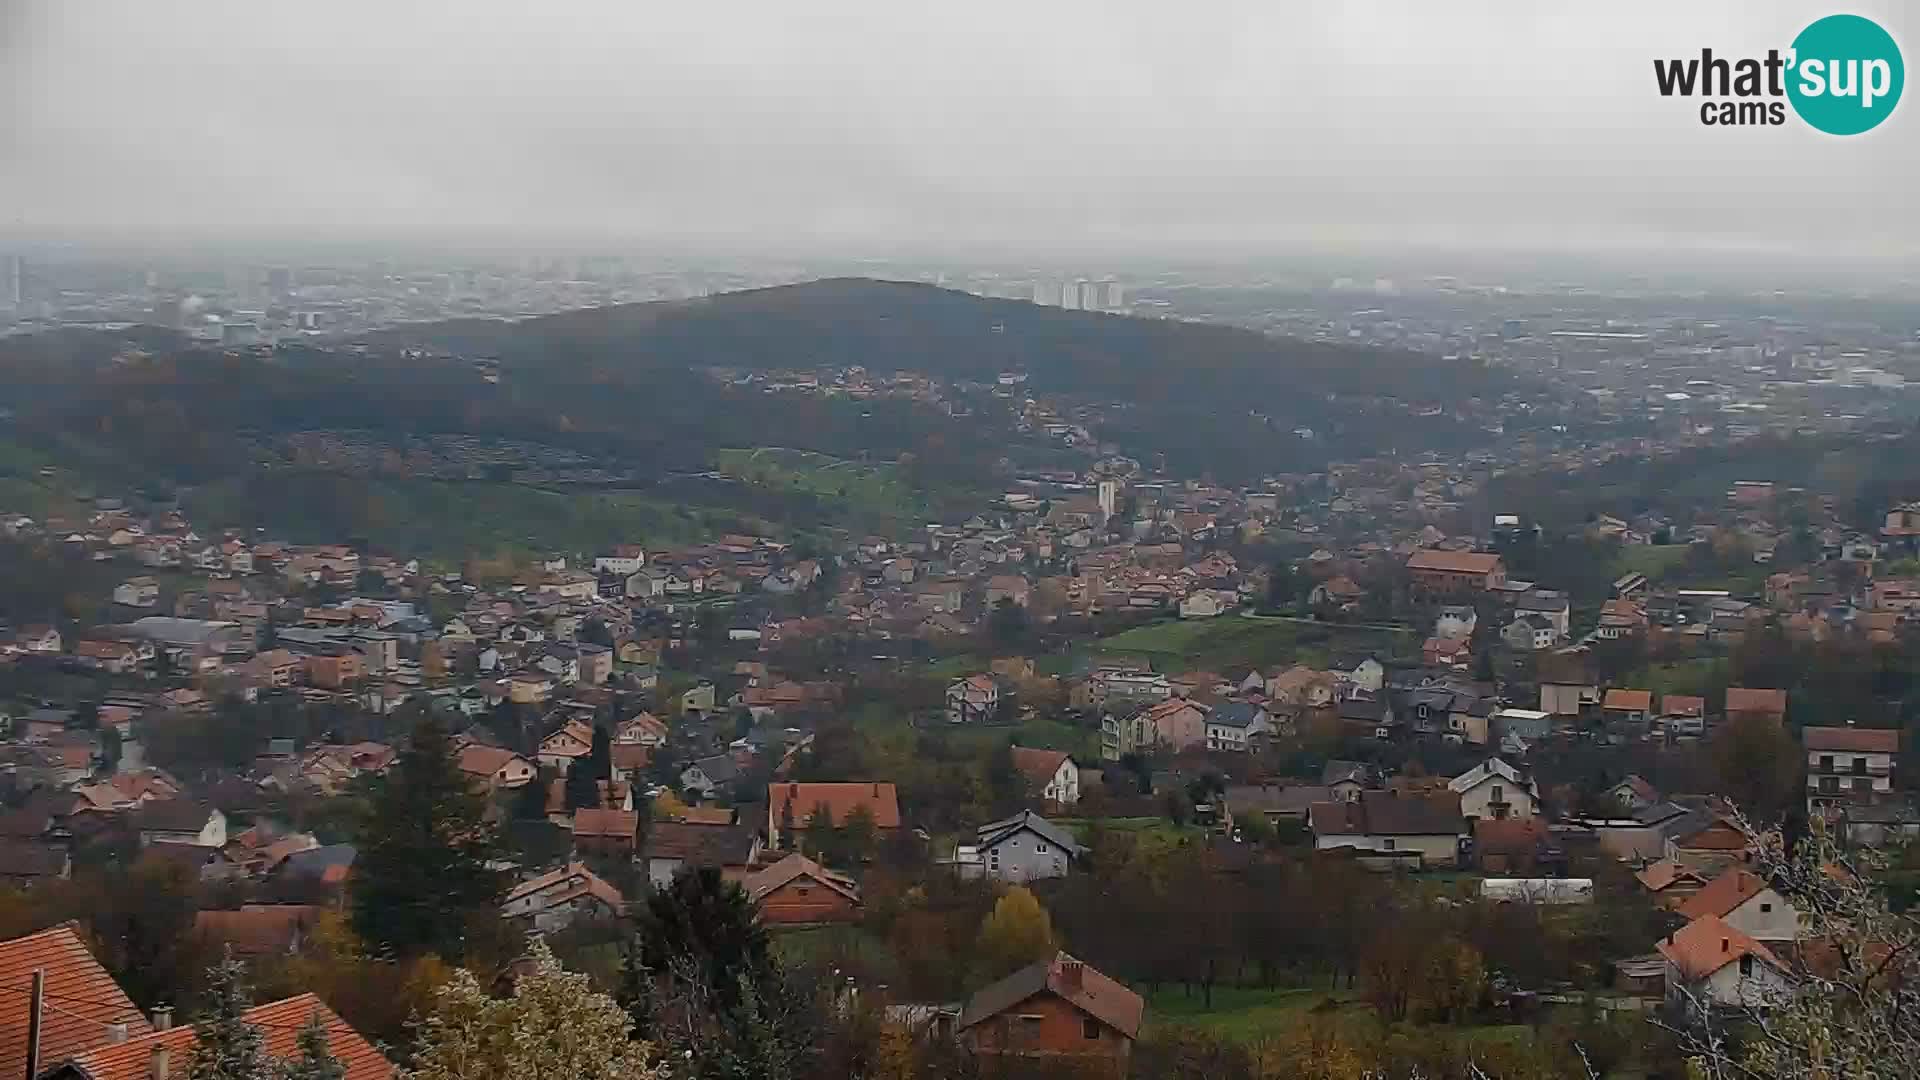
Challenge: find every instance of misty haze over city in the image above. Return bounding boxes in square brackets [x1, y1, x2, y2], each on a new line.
[2, 6, 1920, 1080]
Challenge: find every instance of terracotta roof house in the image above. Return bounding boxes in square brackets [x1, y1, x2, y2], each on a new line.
[766, 782, 901, 849]
[571, 808, 641, 859]
[500, 862, 625, 932]
[1724, 687, 1788, 724]
[1675, 867, 1800, 942]
[1634, 858, 1708, 907]
[1656, 915, 1791, 1008]
[1472, 816, 1564, 874]
[0, 925, 152, 1080]
[193, 904, 321, 957]
[1009, 747, 1080, 805]
[744, 853, 863, 927]
[959, 953, 1144, 1069]
[57, 994, 391, 1080]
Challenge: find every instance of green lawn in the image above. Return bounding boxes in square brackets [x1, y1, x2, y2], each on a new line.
[1095, 617, 1413, 673]
[1612, 545, 1690, 579]
[713, 447, 923, 521]
[1145, 984, 1544, 1052]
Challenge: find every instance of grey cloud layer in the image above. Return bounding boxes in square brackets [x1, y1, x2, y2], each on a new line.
[5, 0, 1916, 257]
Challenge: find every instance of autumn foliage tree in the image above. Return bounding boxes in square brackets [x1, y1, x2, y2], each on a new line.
[974, 885, 1056, 984]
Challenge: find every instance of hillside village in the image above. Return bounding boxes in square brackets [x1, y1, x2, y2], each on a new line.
[0, 448, 1915, 1078]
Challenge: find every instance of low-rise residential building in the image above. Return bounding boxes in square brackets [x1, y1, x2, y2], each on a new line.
[1803, 725, 1898, 815]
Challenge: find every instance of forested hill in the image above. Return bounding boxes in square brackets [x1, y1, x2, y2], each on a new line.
[371, 277, 1538, 478]
[381, 276, 1519, 409]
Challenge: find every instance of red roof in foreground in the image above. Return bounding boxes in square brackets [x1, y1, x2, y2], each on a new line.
[1657, 914, 1782, 981]
[71, 993, 392, 1080]
[0, 925, 151, 1080]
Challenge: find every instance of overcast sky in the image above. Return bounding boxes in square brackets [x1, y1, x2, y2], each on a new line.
[4, 1, 1916, 260]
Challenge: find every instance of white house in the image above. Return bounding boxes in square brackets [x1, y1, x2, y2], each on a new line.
[1658, 915, 1793, 1011]
[1204, 702, 1271, 752]
[594, 549, 648, 576]
[946, 674, 999, 725]
[1675, 867, 1802, 942]
[1501, 614, 1558, 652]
[967, 811, 1086, 883]
[1447, 758, 1539, 821]
[1010, 747, 1080, 806]
[1803, 725, 1898, 815]
[113, 577, 161, 608]
[1178, 589, 1236, 619]
[537, 719, 596, 773]
[134, 801, 227, 848]
[500, 862, 624, 933]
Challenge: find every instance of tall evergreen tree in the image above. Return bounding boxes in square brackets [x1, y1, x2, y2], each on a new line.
[186, 952, 271, 1080]
[351, 714, 503, 958]
[279, 1012, 345, 1080]
[634, 866, 769, 1017]
[567, 724, 612, 810]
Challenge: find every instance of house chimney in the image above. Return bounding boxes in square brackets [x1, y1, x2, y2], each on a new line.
[151, 1006, 173, 1031]
[150, 1045, 170, 1080]
[1058, 959, 1084, 990]
[107, 1022, 128, 1044]
[1722, 937, 1730, 953]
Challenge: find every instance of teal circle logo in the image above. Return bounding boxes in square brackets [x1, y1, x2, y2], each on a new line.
[1787, 14, 1903, 134]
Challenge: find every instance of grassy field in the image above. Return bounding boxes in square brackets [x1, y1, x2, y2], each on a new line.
[714, 447, 922, 521]
[1095, 616, 1415, 673]
[1612, 545, 1690, 579]
[1145, 984, 1541, 1051]
[182, 473, 754, 559]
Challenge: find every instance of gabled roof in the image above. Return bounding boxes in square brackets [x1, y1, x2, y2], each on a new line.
[0, 926, 152, 1079]
[1322, 760, 1369, 786]
[193, 905, 321, 956]
[1406, 550, 1503, 575]
[1602, 688, 1653, 712]
[572, 809, 640, 839]
[1635, 858, 1704, 893]
[767, 782, 901, 830]
[1725, 687, 1788, 715]
[1208, 702, 1267, 729]
[1447, 757, 1530, 795]
[503, 862, 624, 911]
[456, 745, 529, 777]
[1676, 867, 1773, 921]
[1657, 914, 1784, 981]
[68, 993, 392, 1080]
[977, 811, 1085, 855]
[130, 799, 215, 833]
[743, 853, 861, 905]
[1309, 790, 1465, 838]
[958, 953, 1144, 1039]
[642, 822, 758, 865]
[1008, 747, 1073, 787]
[1803, 726, 1900, 754]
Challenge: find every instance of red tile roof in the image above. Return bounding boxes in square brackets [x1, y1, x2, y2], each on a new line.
[1405, 550, 1503, 575]
[1725, 687, 1788, 716]
[192, 905, 320, 957]
[1602, 689, 1652, 712]
[69, 993, 391, 1080]
[1009, 747, 1073, 788]
[959, 953, 1144, 1039]
[1803, 726, 1900, 753]
[0, 925, 151, 1080]
[1657, 915, 1782, 981]
[767, 782, 901, 830]
[1676, 867, 1771, 922]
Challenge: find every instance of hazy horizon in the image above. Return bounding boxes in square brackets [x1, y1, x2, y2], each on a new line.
[7, 1, 1918, 263]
